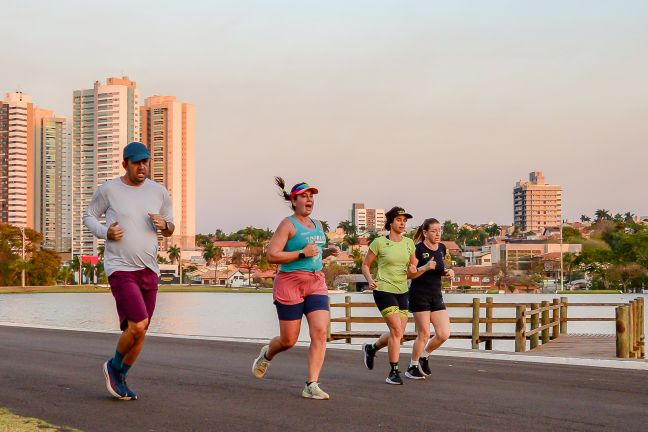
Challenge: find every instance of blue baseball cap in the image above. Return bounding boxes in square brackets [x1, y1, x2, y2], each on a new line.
[123, 142, 150, 162]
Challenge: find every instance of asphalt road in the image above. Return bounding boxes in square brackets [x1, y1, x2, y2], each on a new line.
[1, 326, 646, 432]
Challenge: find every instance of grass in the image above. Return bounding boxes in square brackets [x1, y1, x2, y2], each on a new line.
[557, 290, 622, 294]
[0, 285, 272, 294]
[0, 408, 80, 432]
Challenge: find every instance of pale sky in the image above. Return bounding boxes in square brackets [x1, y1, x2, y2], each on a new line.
[4, 1, 647, 232]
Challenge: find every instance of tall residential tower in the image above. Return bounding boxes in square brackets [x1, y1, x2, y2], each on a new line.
[140, 96, 195, 250]
[513, 171, 562, 234]
[71, 77, 140, 256]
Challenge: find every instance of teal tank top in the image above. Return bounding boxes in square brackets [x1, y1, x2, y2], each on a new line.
[279, 216, 327, 273]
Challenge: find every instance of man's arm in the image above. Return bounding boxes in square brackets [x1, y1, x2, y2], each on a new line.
[149, 188, 175, 237]
[83, 187, 110, 240]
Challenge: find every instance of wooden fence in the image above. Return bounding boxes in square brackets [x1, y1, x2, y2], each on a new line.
[327, 296, 645, 359]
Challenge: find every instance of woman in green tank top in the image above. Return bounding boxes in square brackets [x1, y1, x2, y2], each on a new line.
[361, 206, 417, 385]
[251, 177, 339, 400]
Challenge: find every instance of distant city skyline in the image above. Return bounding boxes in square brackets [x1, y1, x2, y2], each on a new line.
[4, 1, 647, 232]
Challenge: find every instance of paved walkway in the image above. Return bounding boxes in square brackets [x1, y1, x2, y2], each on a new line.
[1, 325, 646, 432]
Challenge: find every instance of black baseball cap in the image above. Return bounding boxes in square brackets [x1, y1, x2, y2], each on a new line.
[123, 142, 150, 162]
[386, 206, 413, 220]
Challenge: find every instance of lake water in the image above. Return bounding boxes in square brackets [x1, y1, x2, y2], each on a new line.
[0, 292, 646, 352]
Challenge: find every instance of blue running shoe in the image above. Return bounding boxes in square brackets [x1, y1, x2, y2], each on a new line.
[103, 360, 131, 400]
[121, 375, 138, 400]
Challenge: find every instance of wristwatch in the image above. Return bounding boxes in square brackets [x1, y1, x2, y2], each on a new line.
[163, 220, 168, 231]
[298, 249, 306, 259]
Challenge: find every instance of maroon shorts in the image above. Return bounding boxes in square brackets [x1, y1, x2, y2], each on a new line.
[107, 267, 159, 331]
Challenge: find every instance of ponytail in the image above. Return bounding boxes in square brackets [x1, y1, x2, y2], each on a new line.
[413, 225, 425, 243]
[274, 176, 291, 201]
[274, 176, 295, 210]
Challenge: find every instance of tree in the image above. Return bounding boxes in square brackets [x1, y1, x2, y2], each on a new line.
[28, 249, 61, 286]
[57, 266, 73, 286]
[97, 244, 105, 261]
[594, 209, 612, 223]
[70, 255, 81, 285]
[320, 220, 330, 233]
[168, 245, 181, 275]
[580, 215, 591, 223]
[323, 262, 350, 288]
[350, 249, 364, 273]
[608, 263, 644, 292]
[486, 223, 500, 237]
[337, 220, 355, 235]
[202, 243, 223, 266]
[441, 220, 458, 241]
[457, 226, 473, 247]
[242, 245, 264, 285]
[82, 262, 96, 284]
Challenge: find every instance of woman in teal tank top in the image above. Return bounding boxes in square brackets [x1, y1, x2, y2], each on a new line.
[251, 177, 339, 400]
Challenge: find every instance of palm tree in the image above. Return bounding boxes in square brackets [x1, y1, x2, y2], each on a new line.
[337, 220, 356, 236]
[594, 209, 612, 223]
[57, 266, 73, 286]
[70, 256, 81, 285]
[623, 212, 636, 223]
[97, 244, 105, 261]
[320, 220, 330, 233]
[486, 223, 500, 237]
[580, 214, 591, 223]
[168, 245, 181, 277]
[202, 243, 223, 266]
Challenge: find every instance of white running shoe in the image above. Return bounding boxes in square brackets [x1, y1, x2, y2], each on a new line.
[252, 345, 270, 379]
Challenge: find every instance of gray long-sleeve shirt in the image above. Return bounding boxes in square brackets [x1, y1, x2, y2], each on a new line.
[83, 178, 174, 277]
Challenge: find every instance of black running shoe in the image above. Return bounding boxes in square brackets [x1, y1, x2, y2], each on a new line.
[362, 343, 375, 370]
[419, 356, 432, 376]
[405, 365, 426, 380]
[385, 369, 403, 385]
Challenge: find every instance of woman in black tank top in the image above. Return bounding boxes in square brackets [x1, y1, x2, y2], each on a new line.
[405, 218, 455, 380]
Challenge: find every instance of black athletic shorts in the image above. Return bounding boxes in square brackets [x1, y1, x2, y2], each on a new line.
[373, 290, 409, 318]
[408, 288, 446, 313]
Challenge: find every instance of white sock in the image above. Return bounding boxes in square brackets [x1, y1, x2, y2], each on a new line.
[421, 351, 430, 359]
[410, 359, 419, 367]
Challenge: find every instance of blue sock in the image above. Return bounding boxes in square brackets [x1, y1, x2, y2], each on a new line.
[122, 363, 132, 376]
[110, 351, 124, 371]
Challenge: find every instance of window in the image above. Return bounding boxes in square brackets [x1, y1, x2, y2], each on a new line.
[482, 277, 491, 283]
[471, 276, 480, 282]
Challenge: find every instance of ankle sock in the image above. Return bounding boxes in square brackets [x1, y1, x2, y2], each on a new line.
[110, 351, 124, 371]
[390, 362, 399, 372]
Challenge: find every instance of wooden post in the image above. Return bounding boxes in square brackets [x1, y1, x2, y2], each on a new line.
[530, 303, 539, 349]
[485, 297, 493, 350]
[541, 300, 550, 344]
[551, 298, 560, 340]
[344, 295, 352, 344]
[560, 296, 568, 335]
[616, 305, 630, 358]
[639, 298, 645, 359]
[630, 300, 638, 358]
[326, 297, 332, 342]
[515, 304, 526, 352]
[471, 298, 480, 349]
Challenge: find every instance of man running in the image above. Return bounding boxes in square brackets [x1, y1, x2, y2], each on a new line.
[84, 141, 174, 400]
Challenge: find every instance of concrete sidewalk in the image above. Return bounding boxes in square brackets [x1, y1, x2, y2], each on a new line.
[1, 325, 646, 432]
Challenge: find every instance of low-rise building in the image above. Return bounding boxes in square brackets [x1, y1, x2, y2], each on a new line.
[452, 266, 499, 289]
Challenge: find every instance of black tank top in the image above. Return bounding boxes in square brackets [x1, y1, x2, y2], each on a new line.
[410, 242, 446, 294]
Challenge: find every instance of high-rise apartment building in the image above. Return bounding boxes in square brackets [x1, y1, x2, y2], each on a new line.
[513, 171, 562, 233]
[352, 203, 386, 233]
[0, 92, 34, 228]
[72, 77, 140, 256]
[34, 109, 72, 252]
[140, 96, 195, 250]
